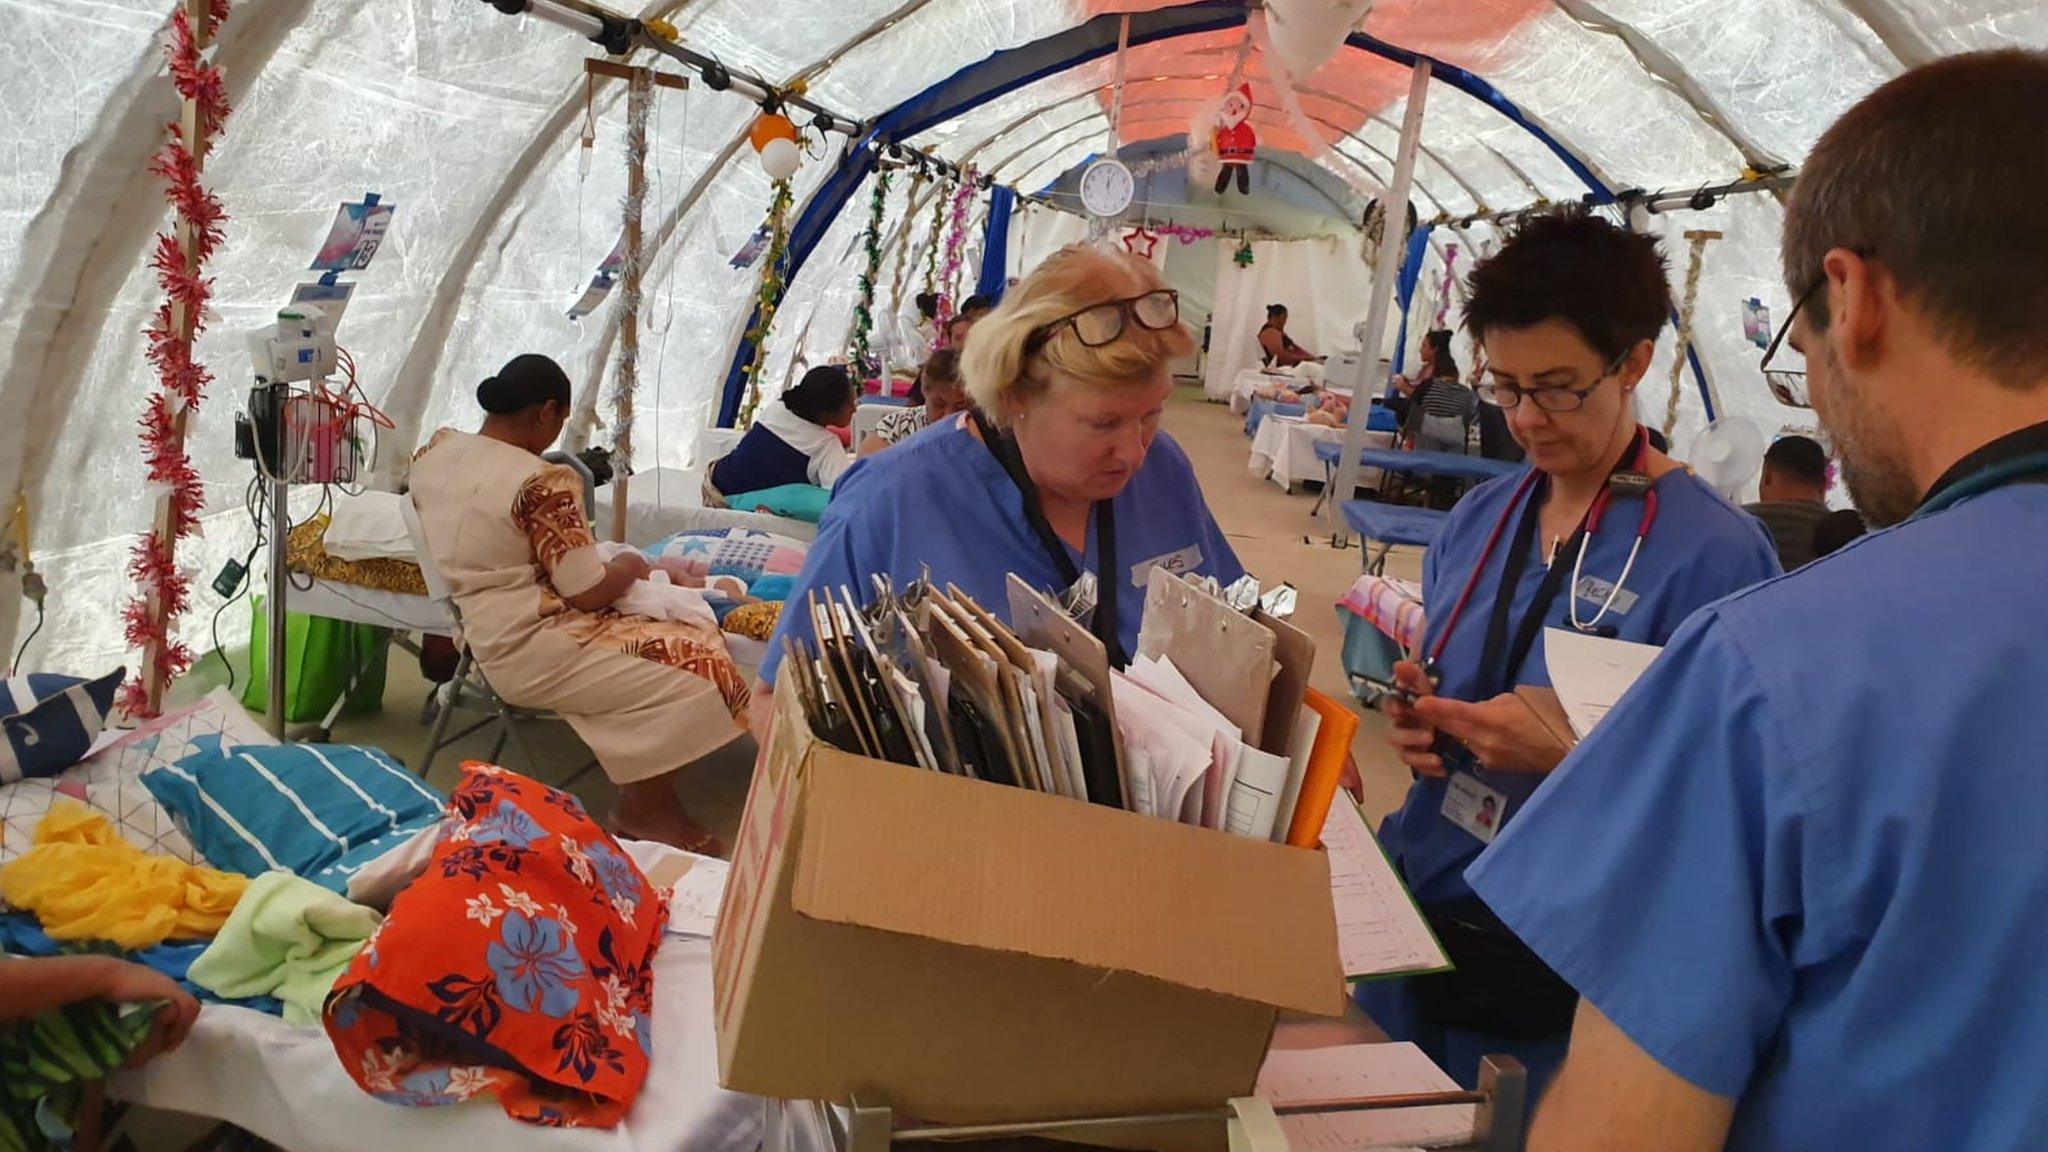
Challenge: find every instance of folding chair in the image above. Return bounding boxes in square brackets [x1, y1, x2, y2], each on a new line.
[401, 493, 598, 787]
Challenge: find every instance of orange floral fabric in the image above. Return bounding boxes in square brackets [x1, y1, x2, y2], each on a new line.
[323, 763, 667, 1128]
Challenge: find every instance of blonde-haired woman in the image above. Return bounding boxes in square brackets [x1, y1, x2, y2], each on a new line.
[753, 244, 1245, 727]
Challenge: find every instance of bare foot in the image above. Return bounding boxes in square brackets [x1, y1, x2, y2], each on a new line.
[609, 808, 727, 858]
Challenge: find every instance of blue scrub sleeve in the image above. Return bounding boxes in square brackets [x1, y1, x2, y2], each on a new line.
[1464, 609, 1805, 1098]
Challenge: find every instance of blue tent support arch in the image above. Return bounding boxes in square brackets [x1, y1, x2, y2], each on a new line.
[717, 1, 1717, 426]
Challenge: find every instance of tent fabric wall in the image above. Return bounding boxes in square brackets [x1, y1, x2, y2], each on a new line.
[3, 0, 2041, 675]
[1202, 236, 1377, 402]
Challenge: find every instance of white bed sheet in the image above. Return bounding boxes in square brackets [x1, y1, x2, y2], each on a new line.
[1249, 419, 1394, 493]
[288, 577, 454, 636]
[593, 467, 819, 546]
[111, 920, 807, 1152]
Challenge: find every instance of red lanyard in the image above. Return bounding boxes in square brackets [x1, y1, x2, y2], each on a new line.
[1424, 426, 1655, 674]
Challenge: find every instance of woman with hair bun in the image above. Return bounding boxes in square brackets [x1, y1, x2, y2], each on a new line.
[408, 353, 748, 854]
[751, 244, 1245, 742]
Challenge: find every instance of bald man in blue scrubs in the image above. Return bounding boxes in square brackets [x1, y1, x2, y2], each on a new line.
[1466, 50, 2048, 1151]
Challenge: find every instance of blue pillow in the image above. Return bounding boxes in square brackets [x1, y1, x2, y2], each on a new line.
[143, 744, 445, 892]
[0, 669, 124, 784]
[724, 483, 830, 523]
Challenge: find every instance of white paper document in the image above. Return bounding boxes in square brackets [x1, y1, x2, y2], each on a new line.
[1542, 627, 1663, 739]
[1321, 798, 1448, 979]
[664, 856, 730, 938]
[1257, 1042, 1477, 1149]
[1109, 672, 1212, 821]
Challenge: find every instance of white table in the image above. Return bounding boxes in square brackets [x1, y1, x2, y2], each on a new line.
[1250, 416, 1394, 493]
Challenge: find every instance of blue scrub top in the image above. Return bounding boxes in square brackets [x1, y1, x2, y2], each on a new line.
[1469, 484, 2048, 1151]
[760, 416, 1245, 685]
[1379, 464, 1780, 905]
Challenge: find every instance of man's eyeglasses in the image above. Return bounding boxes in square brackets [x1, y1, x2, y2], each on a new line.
[1477, 351, 1630, 413]
[1027, 289, 1179, 353]
[1760, 277, 1822, 409]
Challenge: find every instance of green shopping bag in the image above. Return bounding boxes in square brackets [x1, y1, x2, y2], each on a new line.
[241, 595, 390, 723]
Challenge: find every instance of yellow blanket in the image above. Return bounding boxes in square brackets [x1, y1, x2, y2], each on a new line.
[0, 803, 247, 948]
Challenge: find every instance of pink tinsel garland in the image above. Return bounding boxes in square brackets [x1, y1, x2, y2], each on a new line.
[929, 170, 980, 352]
[119, 0, 232, 717]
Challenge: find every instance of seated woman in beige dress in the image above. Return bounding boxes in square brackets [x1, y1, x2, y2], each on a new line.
[408, 354, 748, 854]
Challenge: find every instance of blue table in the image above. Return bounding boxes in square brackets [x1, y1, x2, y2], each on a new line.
[1340, 500, 1450, 574]
[1312, 441, 1521, 482]
[860, 394, 912, 408]
[1310, 441, 1520, 514]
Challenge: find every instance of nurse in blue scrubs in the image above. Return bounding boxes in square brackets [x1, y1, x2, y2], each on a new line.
[1360, 212, 1780, 1095]
[752, 243, 1243, 731]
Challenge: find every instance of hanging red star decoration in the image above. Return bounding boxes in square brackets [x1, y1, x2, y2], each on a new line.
[1121, 226, 1159, 260]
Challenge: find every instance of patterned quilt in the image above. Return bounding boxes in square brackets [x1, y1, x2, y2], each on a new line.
[0, 689, 272, 867]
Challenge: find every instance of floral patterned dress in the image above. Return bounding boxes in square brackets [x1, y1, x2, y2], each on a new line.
[408, 429, 748, 782]
[324, 763, 666, 1127]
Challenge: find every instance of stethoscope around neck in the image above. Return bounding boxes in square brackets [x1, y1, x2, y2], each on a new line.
[1423, 425, 1659, 676]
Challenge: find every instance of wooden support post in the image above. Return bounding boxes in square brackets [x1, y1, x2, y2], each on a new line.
[584, 59, 685, 543]
[142, 0, 216, 716]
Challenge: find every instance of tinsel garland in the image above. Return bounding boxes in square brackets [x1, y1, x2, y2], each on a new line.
[120, 0, 232, 718]
[885, 167, 928, 319]
[918, 183, 948, 295]
[1432, 243, 1460, 331]
[609, 70, 650, 476]
[928, 170, 979, 351]
[735, 178, 796, 428]
[845, 168, 893, 376]
[1664, 231, 1714, 440]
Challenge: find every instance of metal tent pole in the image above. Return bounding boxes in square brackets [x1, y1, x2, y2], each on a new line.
[1329, 60, 1430, 538]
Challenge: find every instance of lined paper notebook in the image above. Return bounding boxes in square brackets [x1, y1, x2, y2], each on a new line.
[1320, 797, 1447, 979]
[1257, 1042, 1476, 1149]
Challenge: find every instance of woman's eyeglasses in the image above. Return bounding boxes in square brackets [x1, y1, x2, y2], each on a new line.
[1027, 289, 1179, 353]
[1759, 277, 1822, 409]
[1476, 351, 1630, 413]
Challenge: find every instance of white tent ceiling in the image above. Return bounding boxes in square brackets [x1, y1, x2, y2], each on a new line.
[2, 0, 2041, 674]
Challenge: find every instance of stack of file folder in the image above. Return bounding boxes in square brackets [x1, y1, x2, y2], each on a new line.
[778, 568, 1359, 847]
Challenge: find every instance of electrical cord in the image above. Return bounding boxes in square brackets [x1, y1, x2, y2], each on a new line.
[11, 595, 44, 674]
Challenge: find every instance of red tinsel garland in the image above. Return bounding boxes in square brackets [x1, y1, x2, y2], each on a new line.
[118, 0, 233, 718]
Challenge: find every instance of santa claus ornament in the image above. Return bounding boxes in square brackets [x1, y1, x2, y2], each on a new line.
[1212, 84, 1257, 195]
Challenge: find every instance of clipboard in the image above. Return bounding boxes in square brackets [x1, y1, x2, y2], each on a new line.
[894, 606, 965, 775]
[1252, 608, 1316, 758]
[814, 592, 884, 758]
[1008, 575, 1127, 808]
[950, 585, 1070, 797]
[1135, 569, 1277, 745]
[938, 590, 1054, 793]
[925, 599, 1026, 785]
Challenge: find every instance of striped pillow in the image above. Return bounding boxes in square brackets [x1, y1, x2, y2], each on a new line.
[142, 744, 445, 892]
[0, 669, 124, 785]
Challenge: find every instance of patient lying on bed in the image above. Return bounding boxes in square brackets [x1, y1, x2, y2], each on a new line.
[407, 354, 750, 855]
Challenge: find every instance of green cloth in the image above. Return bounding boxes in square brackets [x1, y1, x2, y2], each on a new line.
[241, 595, 390, 723]
[0, 995, 157, 1152]
[186, 872, 380, 1027]
[724, 483, 830, 523]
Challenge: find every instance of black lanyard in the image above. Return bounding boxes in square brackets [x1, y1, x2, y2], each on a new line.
[969, 409, 1127, 667]
[1471, 429, 1648, 698]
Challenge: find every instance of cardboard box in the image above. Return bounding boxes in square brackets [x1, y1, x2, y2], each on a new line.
[713, 687, 1346, 1128]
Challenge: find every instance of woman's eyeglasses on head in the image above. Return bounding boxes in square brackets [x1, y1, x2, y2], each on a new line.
[1027, 289, 1179, 353]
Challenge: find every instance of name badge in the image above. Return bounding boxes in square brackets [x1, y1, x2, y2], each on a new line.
[1130, 545, 1203, 589]
[1573, 574, 1639, 618]
[1441, 771, 1508, 845]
